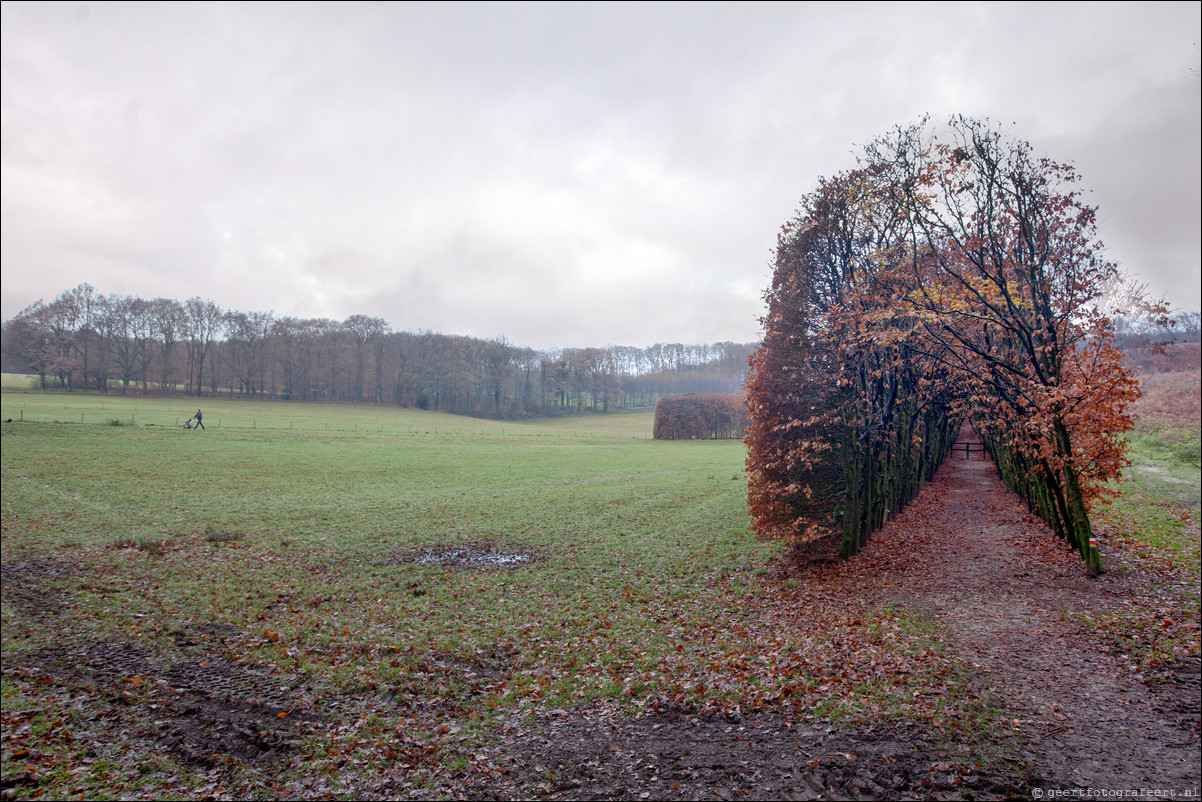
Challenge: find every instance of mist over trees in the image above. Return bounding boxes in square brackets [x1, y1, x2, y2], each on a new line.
[1, 286, 753, 419]
[1111, 309, 1200, 350]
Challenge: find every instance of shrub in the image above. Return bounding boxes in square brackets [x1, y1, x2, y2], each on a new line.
[653, 393, 746, 440]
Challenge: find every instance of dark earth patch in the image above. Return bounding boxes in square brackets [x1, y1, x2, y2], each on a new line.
[0, 559, 76, 617]
[3, 638, 323, 769]
[430, 707, 1029, 801]
[1152, 655, 1202, 733]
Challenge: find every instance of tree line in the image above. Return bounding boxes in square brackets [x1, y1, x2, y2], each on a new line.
[1111, 309, 1200, 350]
[1, 286, 754, 419]
[746, 116, 1151, 572]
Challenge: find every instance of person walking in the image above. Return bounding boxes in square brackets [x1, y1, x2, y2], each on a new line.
[191, 408, 205, 430]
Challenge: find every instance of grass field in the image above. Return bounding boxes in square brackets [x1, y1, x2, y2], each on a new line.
[2, 381, 1198, 799]
[1, 387, 784, 797]
[0, 381, 654, 439]
[0, 389, 763, 676]
[1102, 367, 1201, 578]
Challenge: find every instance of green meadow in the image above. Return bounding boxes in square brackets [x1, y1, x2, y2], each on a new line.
[1, 388, 766, 679]
[2, 381, 1197, 799]
[1, 386, 788, 797]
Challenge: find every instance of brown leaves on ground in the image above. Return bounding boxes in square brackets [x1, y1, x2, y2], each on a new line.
[439, 442, 1199, 799]
[782, 444, 1200, 794]
[3, 441, 1198, 799]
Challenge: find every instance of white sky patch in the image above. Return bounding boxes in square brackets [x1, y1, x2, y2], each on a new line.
[2, 2, 1198, 347]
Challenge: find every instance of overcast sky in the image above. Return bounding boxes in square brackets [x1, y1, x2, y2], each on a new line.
[2, 2, 1199, 349]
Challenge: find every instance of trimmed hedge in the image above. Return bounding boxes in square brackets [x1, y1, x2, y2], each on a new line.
[653, 392, 747, 440]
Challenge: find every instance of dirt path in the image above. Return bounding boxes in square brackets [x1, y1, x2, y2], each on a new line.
[875, 427, 1201, 794]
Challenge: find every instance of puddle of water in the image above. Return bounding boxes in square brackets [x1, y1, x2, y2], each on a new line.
[410, 546, 533, 568]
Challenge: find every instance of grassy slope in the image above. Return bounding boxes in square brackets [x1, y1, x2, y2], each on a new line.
[1106, 357, 1200, 574]
[0, 399, 761, 670]
[2, 390, 778, 796]
[1087, 357, 1201, 670]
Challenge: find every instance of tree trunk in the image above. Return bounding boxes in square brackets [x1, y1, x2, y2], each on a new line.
[1053, 419, 1101, 574]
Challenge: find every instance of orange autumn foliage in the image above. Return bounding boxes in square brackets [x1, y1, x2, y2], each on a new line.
[746, 117, 1139, 572]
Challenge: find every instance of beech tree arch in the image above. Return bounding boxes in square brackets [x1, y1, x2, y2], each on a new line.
[746, 117, 1139, 574]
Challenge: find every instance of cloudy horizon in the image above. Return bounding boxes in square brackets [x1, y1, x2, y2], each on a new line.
[2, 2, 1199, 350]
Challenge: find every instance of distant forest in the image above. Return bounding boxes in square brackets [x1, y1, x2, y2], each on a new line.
[1, 284, 755, 419]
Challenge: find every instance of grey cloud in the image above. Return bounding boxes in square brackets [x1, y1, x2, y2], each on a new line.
[3, 2, 1198, 348]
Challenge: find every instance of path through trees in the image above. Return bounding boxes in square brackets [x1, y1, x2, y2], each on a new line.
[871, 424, 1200, 792]
[746, 116, 1150, 574]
